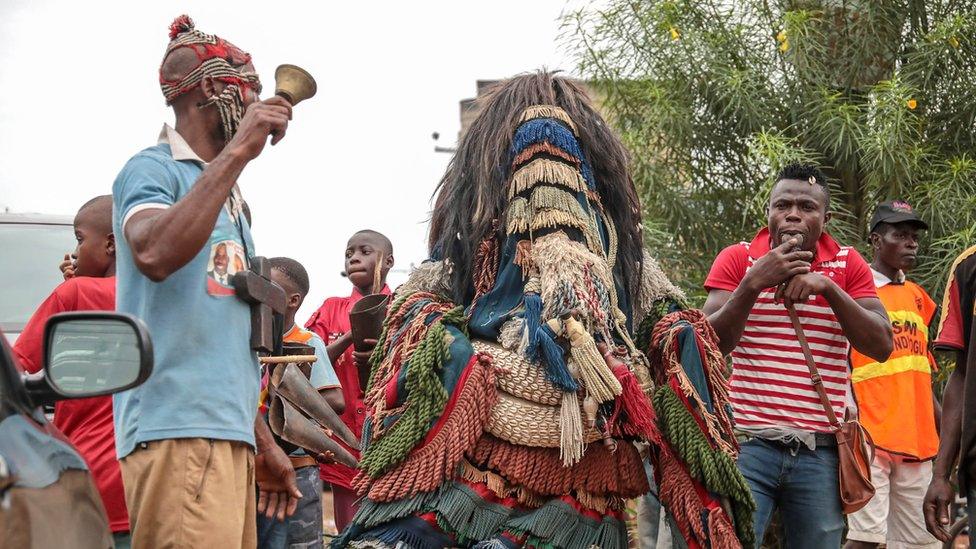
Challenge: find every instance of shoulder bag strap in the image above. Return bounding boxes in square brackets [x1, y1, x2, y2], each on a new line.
[785, 300, 841, 429]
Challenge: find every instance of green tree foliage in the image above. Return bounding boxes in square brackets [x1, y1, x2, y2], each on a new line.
[564, 0, 976, 304]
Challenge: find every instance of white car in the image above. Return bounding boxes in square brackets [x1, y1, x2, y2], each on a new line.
[0, 213, 75, 342]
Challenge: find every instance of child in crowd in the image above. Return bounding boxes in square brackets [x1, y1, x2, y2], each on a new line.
[257, 256, 343, 548]
[13, 195, 131, 548]
[305, 230, 394, 532]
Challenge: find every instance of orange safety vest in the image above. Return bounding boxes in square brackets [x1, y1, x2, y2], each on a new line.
[851, 279, 939, 460]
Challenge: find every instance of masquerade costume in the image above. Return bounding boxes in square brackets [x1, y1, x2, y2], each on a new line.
[160, 15, 261, 143]
[335, 75, 753, 548]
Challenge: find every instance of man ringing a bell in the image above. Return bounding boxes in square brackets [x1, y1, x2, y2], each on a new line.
[111, 15, 314, 546]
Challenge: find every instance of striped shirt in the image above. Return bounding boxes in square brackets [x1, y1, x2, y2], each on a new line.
[705, 228, 878, 433]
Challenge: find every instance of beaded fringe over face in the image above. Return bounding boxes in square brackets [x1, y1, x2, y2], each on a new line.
[335, 101, 698, 549]
[159, 15, 261, 142]
[492, 106, 656, 467]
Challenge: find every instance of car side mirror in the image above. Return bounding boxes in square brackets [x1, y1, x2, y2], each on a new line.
[27, 312, 153, 405]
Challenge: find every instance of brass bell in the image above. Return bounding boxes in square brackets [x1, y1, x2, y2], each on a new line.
[274, 64, 317, 106]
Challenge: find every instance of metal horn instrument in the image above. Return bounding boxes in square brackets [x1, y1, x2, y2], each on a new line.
[268, 397, 358, 468]
[275, 363, 360, 449]
[274, 64, 317, 106]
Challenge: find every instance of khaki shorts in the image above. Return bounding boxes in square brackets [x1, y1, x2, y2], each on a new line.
[847, 449, 940, 549]
[120, 438, 256, 548]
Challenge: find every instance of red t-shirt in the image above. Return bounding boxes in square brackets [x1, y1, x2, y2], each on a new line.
[935, 245, 976, 353]
[704, 229, 878, 433]
[12, 276, 128, 533]
[305, 285, 391, 489]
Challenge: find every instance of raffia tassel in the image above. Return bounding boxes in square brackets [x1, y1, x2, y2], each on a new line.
[523, 291, 543, 360]
[458, 459, 547, 509]
[561, 317, 622, 403]
[559, 390, 585, 467]
[536, 322, 579, 392]
[531, 211, 605, 257]
[530, 232, 615, 321]
[513, 239, 533, 278]
[516, 486, 547, 509]
[458, 458, 490, 485]
[509, 158, 587, 199]
[517, 105, 580, 136]
[506, 197, 530, 235]
[486, 468, 509, 496]
[396, 260, 453, 297]
[530, 185, 589, 218]
[707, 506, 743, 549]
[633, 249, 687, 327]
[530, 208, 589, 233]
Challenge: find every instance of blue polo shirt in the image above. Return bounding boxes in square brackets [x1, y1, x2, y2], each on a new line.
[112, 134, 259, 459]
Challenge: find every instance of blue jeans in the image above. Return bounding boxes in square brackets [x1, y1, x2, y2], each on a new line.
[737, 438, 843, 548]
[257, 465, 324, 549]
[112, 532, 131, 549]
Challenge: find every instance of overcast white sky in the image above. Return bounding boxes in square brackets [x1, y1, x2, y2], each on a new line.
[0, 0, 583, 322]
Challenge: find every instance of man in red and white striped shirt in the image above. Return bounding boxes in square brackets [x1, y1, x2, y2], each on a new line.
[703, 163, 893, 548]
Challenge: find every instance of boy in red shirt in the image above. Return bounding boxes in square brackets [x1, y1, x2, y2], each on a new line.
[13, 195, 130, 548]
[305, 229, 393, 531]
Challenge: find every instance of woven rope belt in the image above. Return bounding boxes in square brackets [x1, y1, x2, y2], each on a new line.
[473, 340, 601, 448]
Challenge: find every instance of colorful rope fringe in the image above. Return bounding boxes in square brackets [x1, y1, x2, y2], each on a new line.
[360, 292, 468, 478]
[354, 353, 497, 502]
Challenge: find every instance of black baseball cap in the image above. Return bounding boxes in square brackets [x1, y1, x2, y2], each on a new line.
[869, 200, 928, 233]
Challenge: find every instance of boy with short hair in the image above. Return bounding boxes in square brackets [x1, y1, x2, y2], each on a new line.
[257, 256, 343, 548]
[13, 195, 131, 548]
[846, 200, 940, 549]
[305, 229, 394, 531]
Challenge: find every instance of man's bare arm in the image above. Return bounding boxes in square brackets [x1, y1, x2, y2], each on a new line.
[124, 152, 249, 281]
[825, 292, 893, 363]
[924, 351, 965, 541]
[704, 287, 760, 355]
[123, 98, 292, 281]
[704, 238, 812, 355]
[319, 387, 345, 415]
[254, 415, 301, 520]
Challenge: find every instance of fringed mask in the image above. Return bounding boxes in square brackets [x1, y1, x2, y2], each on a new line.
[159, 15, 262, 143]
[467, 104, 653, 465]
